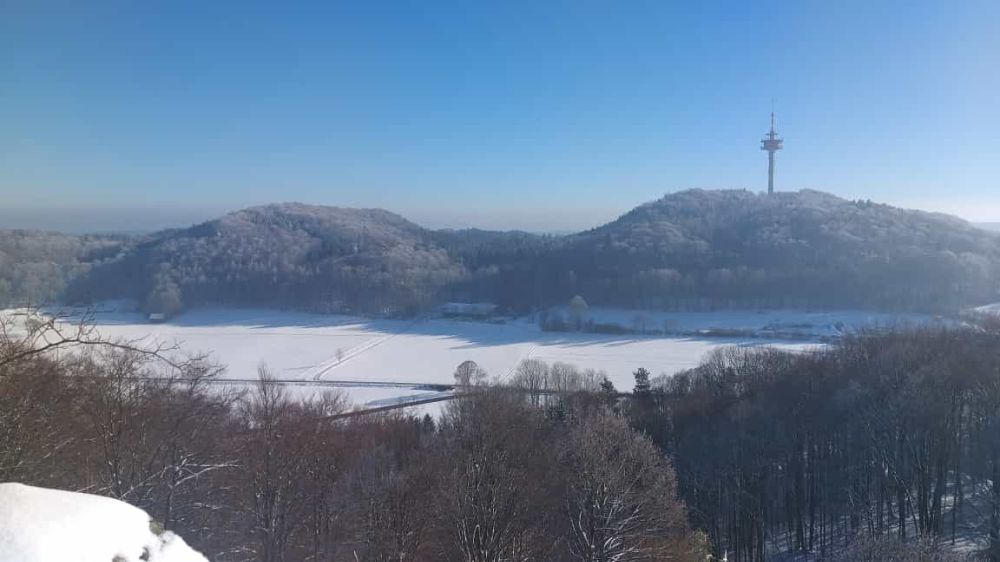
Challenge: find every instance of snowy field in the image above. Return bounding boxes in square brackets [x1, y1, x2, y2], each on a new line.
[80, 308, 819, 386]
[34, 305, 940, 413]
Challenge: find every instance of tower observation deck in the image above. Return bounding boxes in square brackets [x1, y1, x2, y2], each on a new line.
[760, 112, 783, 194]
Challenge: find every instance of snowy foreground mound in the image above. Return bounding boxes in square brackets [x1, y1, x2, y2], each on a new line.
[0, 483, 208, 562]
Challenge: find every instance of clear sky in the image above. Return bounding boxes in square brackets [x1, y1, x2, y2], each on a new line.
[1, 0, 998, 232]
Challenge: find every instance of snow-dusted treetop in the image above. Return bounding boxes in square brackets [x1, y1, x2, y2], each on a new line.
[0, 483, 208, 562]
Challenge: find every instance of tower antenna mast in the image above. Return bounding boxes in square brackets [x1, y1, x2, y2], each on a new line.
[760, 103, 784, 194]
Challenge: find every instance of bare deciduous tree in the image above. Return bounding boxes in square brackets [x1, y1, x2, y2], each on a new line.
[454, 360, 488, 388]
[562, 411, 688, 562]
[0, 306, 197, 372]
[510, 359, 549, 406]
[439, 389, 555, 562]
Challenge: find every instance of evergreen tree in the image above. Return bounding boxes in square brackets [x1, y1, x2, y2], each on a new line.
[600, 376, 618, 410]
[632, 367, 651, 396]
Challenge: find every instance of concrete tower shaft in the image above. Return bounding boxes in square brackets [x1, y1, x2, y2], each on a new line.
[760, 112, 783, 194]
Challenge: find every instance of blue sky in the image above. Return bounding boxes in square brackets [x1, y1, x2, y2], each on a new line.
[1, 1, 998, 232]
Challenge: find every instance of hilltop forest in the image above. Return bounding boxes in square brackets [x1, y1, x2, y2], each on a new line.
[3, 189, 999, 315]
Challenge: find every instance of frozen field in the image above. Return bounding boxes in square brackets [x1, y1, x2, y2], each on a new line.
[9, 305, 939, 413]
[60, 307, 870, 411]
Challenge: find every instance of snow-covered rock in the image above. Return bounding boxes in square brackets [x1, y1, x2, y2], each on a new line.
[0, 483, 208, 562]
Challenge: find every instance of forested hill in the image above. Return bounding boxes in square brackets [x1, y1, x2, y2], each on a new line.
[64, 203, 465, 315]
[5, 190, 1000, 314]
[0, 230, 126, 306]
[542, 189, 1000, 311]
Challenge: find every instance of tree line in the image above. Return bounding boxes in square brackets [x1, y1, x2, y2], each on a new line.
[4, 308, 1000, 560]
[625, 324, 1000, 561]
[510, 332, 1000, 561]
[0, 229, 124, 307]
[0, 318, 705, 562]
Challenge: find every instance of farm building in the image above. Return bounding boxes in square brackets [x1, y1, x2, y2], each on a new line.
[441, 302, 497, 319]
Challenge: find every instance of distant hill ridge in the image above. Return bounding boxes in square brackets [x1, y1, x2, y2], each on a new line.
[544, 189, 1000, 311]
[3, 189, 998, 314]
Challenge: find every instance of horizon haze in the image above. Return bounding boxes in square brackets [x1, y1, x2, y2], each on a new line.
[3, 188, 998, 235]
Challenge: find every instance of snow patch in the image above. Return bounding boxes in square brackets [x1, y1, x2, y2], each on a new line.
[0, 483, 208, 562]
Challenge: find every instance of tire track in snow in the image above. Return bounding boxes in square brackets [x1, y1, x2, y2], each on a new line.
[499, 344, 537, 383]
[304, 320, 420, 381]
[303, 334, 391, 381]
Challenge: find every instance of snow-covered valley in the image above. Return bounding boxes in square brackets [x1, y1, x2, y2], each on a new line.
[62, 306, 939, 413]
